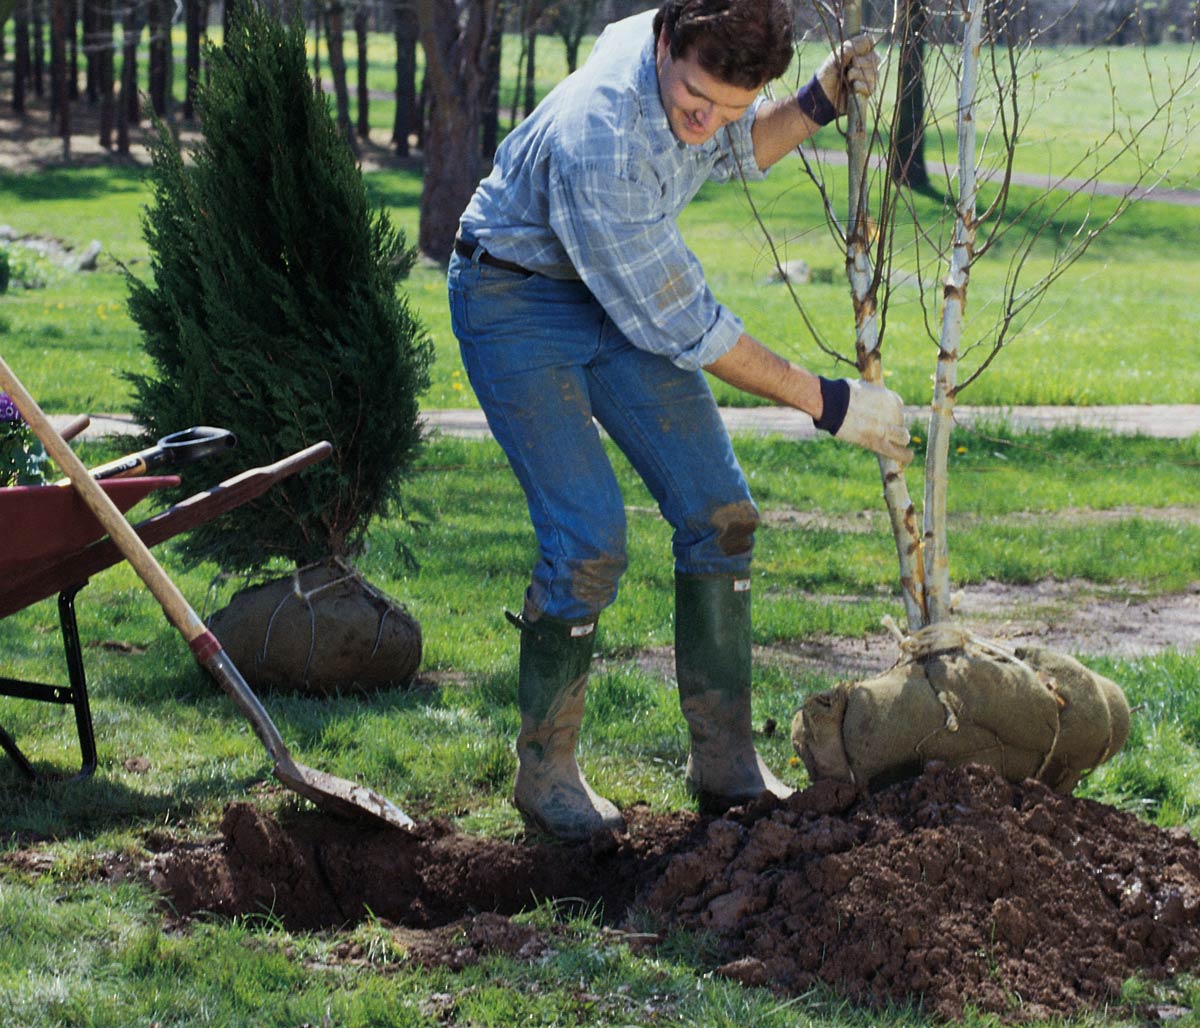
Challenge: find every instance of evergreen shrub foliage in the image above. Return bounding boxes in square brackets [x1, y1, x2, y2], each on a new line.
[126, 8, 432, 573]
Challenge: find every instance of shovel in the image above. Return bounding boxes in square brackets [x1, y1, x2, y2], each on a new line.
[0, 357, 414, 831]
[76, 425, 238, 482]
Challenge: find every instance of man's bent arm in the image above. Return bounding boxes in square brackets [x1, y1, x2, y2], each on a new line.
[749, 96, 824, 171]
[703, 334, 825, 418]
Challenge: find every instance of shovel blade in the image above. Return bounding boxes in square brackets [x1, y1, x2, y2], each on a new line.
[275, 759, 415, 830]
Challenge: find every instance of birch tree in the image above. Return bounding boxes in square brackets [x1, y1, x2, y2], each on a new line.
[789, 0, 1197, 796]
[769, 0, 1200, 635]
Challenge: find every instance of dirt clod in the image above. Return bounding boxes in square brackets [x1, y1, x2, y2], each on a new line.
[143, 762, 1200, 1022]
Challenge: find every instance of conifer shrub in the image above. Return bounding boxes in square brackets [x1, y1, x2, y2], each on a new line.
[125, 8, 432, 574]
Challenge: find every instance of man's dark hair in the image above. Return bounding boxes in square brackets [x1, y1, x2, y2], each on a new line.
[653, 0, 795, 90]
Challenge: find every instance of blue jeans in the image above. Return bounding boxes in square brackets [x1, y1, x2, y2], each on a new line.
[448, 251, 758, 622]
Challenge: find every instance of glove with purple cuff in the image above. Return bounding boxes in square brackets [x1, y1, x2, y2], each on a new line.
[814, 377, 913, 466]
[795, 32, 880, 126]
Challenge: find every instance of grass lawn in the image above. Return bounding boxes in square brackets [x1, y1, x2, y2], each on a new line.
[1, 31, 1199, 1028]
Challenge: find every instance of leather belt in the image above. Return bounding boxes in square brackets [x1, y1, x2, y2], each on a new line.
[454, 237, 533, 276]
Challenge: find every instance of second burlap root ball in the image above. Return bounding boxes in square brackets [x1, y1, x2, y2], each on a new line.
[207, 558, 422, 696]
[791, 626, 1130, 794]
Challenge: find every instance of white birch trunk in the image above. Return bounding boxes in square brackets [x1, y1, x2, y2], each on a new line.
[922, 0, 984, 624]
[843, 0, 926, 631]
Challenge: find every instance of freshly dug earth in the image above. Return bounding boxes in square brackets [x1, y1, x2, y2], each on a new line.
[146, 762, 1200, 1023]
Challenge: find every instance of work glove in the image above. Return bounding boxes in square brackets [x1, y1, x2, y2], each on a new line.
[796, 32, 880, 126]
[813, 377, 913, 465]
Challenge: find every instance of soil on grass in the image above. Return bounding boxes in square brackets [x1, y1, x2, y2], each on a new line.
[143, 762, 1200, 1024]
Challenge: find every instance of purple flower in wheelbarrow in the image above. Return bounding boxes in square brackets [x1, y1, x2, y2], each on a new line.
[0, 393, 46, 486]
[0, 392, 20, 423]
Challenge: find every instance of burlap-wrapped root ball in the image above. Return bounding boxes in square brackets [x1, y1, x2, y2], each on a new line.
[207, 558, 421, 696]
[791, 626, 1129, 794]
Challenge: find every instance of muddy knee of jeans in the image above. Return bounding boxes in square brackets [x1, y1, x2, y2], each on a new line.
[569, 553, 627, 611]
[711, 501, 760, 556]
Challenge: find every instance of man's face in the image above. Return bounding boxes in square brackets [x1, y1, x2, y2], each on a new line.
[655, 28, 761, 146]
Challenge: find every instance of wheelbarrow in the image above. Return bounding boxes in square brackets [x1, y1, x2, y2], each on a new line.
[0, 434, 325, 782]
[0, 360, 414, 830]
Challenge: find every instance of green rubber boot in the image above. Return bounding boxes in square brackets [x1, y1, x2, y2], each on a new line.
[675, 573, 793, 815]
[510, 612, 625, 841]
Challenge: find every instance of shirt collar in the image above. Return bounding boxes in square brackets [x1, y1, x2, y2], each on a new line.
[636, 31, 685, 153]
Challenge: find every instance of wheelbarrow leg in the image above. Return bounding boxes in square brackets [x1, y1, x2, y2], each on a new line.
[59, 586, 99, 779]
[0, 722, 38, 779]
[0, 584, 98, 780]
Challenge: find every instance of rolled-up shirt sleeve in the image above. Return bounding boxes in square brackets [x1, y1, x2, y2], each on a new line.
[548, 157, 745, 372]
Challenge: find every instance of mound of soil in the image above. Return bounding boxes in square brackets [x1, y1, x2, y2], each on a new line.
[144, 762, 1200, 1023]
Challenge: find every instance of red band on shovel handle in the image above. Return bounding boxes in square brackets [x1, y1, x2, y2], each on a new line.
[189, 629, 224, 664]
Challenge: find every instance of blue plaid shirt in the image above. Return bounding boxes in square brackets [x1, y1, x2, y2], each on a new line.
[458, 10, 769, 371]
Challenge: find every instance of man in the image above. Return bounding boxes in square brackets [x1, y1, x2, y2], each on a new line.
[449, 0, 911, 841]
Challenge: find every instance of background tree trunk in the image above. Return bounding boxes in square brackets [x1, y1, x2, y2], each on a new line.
[481, 0, 507, 158]
[391, 0, 417, 155]
[415, 0, 499, 261]
[13, 0, 30, 115]
[324, 0, 356, 150]
[522, 20, 536, 117]
[83, 0, 97, 103]
[67, 0, 78, 100]
[312, 5, 322, 93]
[184, 0, 201, 121]
[97, 0, 113, 147]
[355, 1, 370, 139]
[148, 0, 170, 118]
[552, 0, 598, 73]
[889, 0, 930, 190]
[50, 0, 68, 156]
[116, 0, 139, 155]
[32, 0, 44, 98]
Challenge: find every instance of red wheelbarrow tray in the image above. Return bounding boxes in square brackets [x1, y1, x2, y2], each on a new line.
[0, 442, 332, 619]
[0, 476, 180, 580]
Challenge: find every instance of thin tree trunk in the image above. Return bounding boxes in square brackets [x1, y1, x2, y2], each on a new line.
[324, 1, 356, 150]
[67, 0, 78, 100]
[391, 0, 416, 155]
[355, 1, 370, 139]
[509, 14, 525, 129]
[116, 0, 139, 154]
[148, 0, 169, 117]
[312, 4, 322, 94]
[522, 23, 536, 116]
[923, 0, 984, 625]
[83, 0, 98, 102]
[50, 0, 69, 157]
[13, 0, 30, 114]
[481, 0, 504, 158]
[32, 0, 44, 97]
[184, 0, 200, 120]
[842, 0, 926, 631]
[97, 0, 113, 146]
